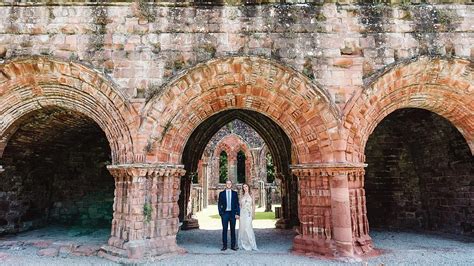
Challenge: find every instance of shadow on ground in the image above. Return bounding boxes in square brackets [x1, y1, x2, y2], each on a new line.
[177, 228, 296, 254]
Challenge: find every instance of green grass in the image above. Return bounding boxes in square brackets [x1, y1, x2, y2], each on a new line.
[210, 211, 276, 220]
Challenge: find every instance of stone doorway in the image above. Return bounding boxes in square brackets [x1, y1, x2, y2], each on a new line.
[365, 108, 473, 238]
[184, 119, 284, 230]
[179, 110, 298, 231]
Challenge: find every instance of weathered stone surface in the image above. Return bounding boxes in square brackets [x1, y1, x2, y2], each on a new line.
[72, 245, 100, 257]
[26, 240, 52, 249]
[59, 246, 74, 258]
[37, 248, 59, 257]
[0, 107, 115, 235]
[0, 2, 472, 263]
[100, 164, 185, 261]
[366, 109, 473, 237]
[292, 164, 372, 257]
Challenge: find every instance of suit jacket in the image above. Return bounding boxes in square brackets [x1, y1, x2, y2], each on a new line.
[218, 190, 240, 217]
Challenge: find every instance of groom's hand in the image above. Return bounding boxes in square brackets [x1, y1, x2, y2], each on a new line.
[235, 215, 239, 219]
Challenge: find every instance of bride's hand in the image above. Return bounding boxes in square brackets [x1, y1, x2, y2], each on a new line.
[235, 215, 240, 219]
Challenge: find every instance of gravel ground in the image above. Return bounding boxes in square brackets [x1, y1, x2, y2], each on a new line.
[0, 207, 472, 265]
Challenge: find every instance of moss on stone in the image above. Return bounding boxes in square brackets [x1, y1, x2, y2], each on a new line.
[315, 12, 326, 22]
[302, 57, 315, 80]
[143, 202, 152, 223]
[137, 0, 157, 22]
[144, 83, 164, 102]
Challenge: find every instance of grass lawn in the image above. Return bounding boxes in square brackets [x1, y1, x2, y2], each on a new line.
[210, 211, 276, 220]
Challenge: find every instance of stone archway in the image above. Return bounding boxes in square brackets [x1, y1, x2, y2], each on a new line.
[140, 56, 341, 164]
[364, 108, 473, 237]
[213, 134, 253, 185]
[214, 137, 237, 183]
[0, 56, 136, 164]
[0, 57, 136, 248]
[342, 56, 474, 255]
[344, 57, 474, 163]
[97, 56, 373, 261]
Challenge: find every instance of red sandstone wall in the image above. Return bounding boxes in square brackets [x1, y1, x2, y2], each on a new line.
[365, 109, 473, 237]
[0, 3, 471, 105]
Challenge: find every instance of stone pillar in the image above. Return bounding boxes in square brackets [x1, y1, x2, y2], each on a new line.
[228, 154, 237, 183]
[291, 163, 373, 258]
[259, 180, 265, 208]
[348, 167, 373, 254]
[265, 185, 273, 212]
[245, 154, 251, 184]
[275, 173, 289, 229]
[180, 173, 199, 230]
[99, 164, 186, 263]
[202, 162, 209, 209]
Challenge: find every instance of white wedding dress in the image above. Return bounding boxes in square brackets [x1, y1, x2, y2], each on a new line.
[238, 193, 258, 250]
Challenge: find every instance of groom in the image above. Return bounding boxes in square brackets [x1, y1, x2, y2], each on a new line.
[218, 179, 240, 251]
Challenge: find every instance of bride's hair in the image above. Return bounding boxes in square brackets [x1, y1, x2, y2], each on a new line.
[242, 183, 252, 196]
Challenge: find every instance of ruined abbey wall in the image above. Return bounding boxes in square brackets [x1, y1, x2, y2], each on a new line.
[0, 1, 472, 261]
[0, 2, 471, 103]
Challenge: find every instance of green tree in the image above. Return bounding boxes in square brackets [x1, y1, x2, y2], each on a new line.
[266, 153, 275, 183]
[219, 151, 228, 183]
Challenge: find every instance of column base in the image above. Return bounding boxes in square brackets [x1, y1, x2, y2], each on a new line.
[292, 235, 336, 257]
[353, 235, 374, 255]
[180, 218, 200, 230]
[293, 235, 376, 259]
[98, 236, 186, 263]
[275, 218, 290, 229]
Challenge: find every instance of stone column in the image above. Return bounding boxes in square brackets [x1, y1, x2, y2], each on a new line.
[275, 173, 289, 229]
[228, 153, 237, 183]
[259, 180, 265, 209]
[180, 173, 199, 230]
[202, 162, 209, 209]
[348, 167, 373, 254]
[291, 163, 372, 258]
[99, 164, 186, 263]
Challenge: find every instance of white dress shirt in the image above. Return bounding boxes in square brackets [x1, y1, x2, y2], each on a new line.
[226, 189, 232, 211]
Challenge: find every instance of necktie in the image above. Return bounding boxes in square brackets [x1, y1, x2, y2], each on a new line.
[226, 190, 231, 211]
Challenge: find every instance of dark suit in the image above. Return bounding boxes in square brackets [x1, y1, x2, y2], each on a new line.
[218, 189, 240, 248]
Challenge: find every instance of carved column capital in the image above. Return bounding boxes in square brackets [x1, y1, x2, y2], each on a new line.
[107, 163, 186, 179]
[291, 163, 366, 177]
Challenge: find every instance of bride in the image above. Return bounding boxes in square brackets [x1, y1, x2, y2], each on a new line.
[238, 183, 258, 251]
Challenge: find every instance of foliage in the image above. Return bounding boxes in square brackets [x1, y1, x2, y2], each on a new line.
[266, 153, 275, 183]
[219, 151, 228, 183]
[137, 0, 156, 22]
[143, 202, 152, 223]
[226, 122, 234, 132]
